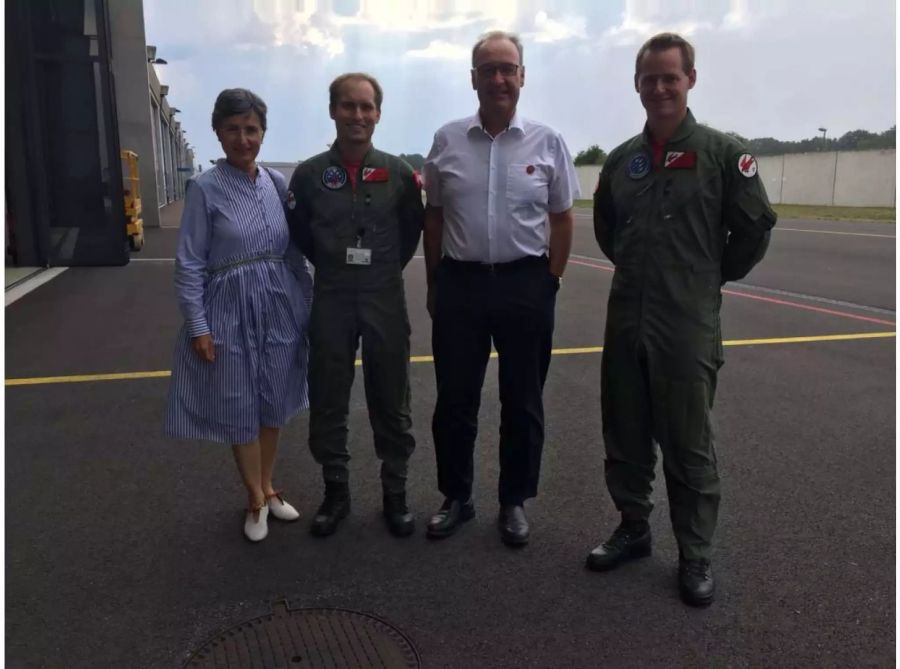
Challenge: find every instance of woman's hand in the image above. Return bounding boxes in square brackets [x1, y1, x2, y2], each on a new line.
[191, 334, 216, 362]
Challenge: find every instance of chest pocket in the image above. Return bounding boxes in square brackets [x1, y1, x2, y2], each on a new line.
[507, 163, 549, 209]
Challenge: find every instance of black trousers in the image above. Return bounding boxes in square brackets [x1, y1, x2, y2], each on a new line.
[431, 255, 558, 505]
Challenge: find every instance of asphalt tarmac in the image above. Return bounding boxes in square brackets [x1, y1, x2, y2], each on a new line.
[5, 208, 896, 668]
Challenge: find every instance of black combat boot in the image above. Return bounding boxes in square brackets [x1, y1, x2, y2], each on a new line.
[383, 491, 415, 537]
[678, 557, 715, 607]
[585, 519, 652, 571]
[310, 482, 350, 537]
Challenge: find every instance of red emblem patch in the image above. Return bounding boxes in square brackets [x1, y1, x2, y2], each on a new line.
[737, 154, 758, 178]
[413, 170, 424, 190]
[664, 151, 697, 169]
[362, 167, 389, 182]
[526, 165, 535, 175]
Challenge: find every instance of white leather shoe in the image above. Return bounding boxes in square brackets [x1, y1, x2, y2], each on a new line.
[244, 504, 269, 542]
[267, 492, 300, 522]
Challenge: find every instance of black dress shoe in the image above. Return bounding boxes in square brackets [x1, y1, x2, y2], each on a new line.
[679, 558, 715, 607]
[383, 491, 415, 537]
[585, 520, 652, 571]
[498, 504, 529, 547]
[310, 483, 350, 537]
[426, 498, 475, 539]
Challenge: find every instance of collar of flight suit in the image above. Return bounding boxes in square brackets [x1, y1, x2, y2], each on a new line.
[326, 142, 386, 169]
[640, 108, 698, 148]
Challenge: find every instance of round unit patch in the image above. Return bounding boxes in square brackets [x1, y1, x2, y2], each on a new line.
[737, 153, 758, 178]
[627, 153, 650, 179]
[322, 165, 347, 190]
[286, 190, 296, 210]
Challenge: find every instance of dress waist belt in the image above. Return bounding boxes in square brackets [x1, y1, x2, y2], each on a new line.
[209, 254, 285, 276]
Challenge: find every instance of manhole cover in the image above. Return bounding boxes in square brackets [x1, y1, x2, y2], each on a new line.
[184, 601, 420, 669]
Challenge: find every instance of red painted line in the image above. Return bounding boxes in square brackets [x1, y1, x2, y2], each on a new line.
[721, 289, 896, 326]
[569, 258, 895, 327]
[569, 258, 613, 271]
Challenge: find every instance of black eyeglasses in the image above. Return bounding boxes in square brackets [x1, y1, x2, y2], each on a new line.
[474, 63, 520, 78]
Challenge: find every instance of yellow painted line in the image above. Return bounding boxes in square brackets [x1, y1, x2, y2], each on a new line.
[6, 332, 894, 387]
[6, 370, 172, 386]
[722, 332, 895, 346]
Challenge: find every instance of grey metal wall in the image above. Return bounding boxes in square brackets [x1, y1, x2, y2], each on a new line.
[108, 0, 160, 228]
[576, 149, 895, 207]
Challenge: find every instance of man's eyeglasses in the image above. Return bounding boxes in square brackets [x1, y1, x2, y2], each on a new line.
[474, 63, 520, 78]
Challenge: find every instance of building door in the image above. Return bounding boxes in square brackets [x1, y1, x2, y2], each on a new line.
[6, 0, 128, 266]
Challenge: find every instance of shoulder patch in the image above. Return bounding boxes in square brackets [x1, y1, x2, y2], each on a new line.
[738, 153, 758, 178]
[286, 190, 296, 210]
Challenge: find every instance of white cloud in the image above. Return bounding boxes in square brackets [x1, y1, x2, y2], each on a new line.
[406, 40, 470, 60]
[602, 0, 753, 46]
[527, 10, 587, 43]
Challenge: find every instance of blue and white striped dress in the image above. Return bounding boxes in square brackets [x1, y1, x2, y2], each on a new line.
[164, 159, 313, 445]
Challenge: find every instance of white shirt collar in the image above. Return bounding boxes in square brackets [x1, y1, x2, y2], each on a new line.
[466, 109, 525, 136]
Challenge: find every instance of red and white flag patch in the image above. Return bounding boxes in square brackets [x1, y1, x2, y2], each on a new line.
[664, 151, 697, 169]
[362, 167, 389, 182]
[737, 154, 758, 178]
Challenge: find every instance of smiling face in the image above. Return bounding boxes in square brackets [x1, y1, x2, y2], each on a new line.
[216, 110, 263, 173]
[330, 78, 381, 149]
[635, 46, 696, 125]
[471, 37, 524, 121]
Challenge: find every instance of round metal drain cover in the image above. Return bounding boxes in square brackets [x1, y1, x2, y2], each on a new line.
[185, 601, 420, 669]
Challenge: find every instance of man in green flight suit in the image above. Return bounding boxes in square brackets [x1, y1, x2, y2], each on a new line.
[285, 73, 424, 538]
[585, 33, 776, 606]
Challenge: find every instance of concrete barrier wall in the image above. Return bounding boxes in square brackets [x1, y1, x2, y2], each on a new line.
[833, 150, 896, 207]
[575, 166, 601, 200]
[780, 152, 838, 205]
[757, 155, 784, 203]
[576, 150, 895, 207]
[260, 161, 299, 183]
[270, 152, 895, 208]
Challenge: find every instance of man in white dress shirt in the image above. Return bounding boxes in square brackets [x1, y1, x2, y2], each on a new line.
[422, 30, 580, 547]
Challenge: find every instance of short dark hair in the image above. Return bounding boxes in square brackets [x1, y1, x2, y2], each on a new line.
[472, 30, 524, 67]
[211, 88, 267, 131]
[635, 32, 695, 76]
[329, 73, 383, 111]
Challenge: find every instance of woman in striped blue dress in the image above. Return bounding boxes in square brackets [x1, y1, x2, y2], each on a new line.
[164, 89, 313, 542]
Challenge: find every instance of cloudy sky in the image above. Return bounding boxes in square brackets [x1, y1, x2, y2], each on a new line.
[143, 0, 896, 168]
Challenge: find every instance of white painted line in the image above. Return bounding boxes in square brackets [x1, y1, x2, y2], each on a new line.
[775, 227, 894, 239]
[129, 257, 175, 262]
[5, 268, 69, 306]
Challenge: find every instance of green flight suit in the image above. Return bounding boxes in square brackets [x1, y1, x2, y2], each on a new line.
[286, 146, 424, 493]
[593, 110, 776, 560]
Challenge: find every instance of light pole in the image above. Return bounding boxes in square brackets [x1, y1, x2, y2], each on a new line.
[818, 127, 827, 151]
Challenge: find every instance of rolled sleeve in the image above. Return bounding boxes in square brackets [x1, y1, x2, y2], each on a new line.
[423, 131, 444, 207]
[548, 133, 581, 213]
[174, 180, 212, 338]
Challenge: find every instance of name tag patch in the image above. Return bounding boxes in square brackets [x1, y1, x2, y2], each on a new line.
[362, 167, 389, 182]
[664, 151, 697, 169]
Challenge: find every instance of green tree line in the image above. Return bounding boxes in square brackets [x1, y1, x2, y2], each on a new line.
[573, 126, 896, 165]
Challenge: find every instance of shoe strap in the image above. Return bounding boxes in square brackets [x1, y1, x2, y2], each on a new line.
[265, 491, 285, 504]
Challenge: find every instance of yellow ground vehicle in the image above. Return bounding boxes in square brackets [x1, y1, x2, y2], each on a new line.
[121, 150, 144, 252]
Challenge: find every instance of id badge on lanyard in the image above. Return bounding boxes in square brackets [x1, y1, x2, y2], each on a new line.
[346, 230, 371, 265]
